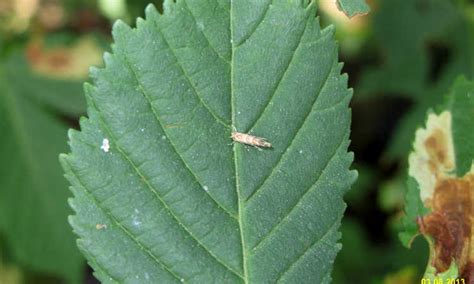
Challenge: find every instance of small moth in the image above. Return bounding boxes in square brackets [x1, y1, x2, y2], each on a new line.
[231, 130, 272, 148]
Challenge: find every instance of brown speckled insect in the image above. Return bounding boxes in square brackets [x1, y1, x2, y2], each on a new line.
[231, 129, 272, 148]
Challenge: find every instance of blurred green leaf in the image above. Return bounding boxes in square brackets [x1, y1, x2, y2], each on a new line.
[333, 218, 427, 284]
[0, 69, 83, 282]
[61, 1, 356, 282]
[2, 34, 106, 116]
[357, 0, 474, 161]
[344, 163, 376, 209]
[99, 0, 128, 20]
[358, 0, 461, 97]
[383, 266, 418, 284]
[445, 76, 474, 176]
[399, 177, 429, 247]
[336, 0, 370, 18]
[4, 53, 86, 116]
[378, 173, 406, 213]
[333, 219, 377, 283]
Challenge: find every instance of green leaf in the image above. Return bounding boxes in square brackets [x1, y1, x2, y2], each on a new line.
[61, 1, 356, 282]
[4, 53, 86, 116]
[445, 76, 474, 176]
[399, 177, 429, 248]
[335, 218, 428, 283]
[336, 0, 370, 18]
[0, 71, 83, 282]
[358, 0, 462, 98]
[356, 0, 474, 161]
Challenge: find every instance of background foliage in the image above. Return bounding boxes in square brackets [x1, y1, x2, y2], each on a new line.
[0, 0, 472, 283]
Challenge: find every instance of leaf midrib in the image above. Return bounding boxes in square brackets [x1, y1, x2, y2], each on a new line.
[230, 3, 341, 283]
[145, 15, 239, 220]
[230, 1, 249, 283]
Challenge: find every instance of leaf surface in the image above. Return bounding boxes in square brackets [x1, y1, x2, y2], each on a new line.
[0, 67, 83, 282]
[446, 78, 474, 176]
[61, 1, 356, 282]
[336, 0, 370, 18]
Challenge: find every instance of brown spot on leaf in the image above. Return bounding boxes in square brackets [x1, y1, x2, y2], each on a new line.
[418, 174, 474, 280]
[424, 129, 450, 173]
[409, 111, 474, 279]
[463, 262, 474, 283]
[26, 43, 71, 71]
[409, 112, 455, 203]
[24, 36, 103, 80]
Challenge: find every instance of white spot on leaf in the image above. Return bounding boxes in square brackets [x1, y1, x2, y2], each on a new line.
[100, 138, 110, 152]
[95, 224, 107, 230]
[132, 215, 142, 227]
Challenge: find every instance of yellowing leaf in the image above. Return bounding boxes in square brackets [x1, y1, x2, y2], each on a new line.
[409, 111, 455, 202]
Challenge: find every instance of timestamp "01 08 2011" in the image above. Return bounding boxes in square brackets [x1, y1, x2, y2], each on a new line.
[421, 279, 465, 284]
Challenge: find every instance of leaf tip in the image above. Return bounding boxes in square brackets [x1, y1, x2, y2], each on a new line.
[89, 66, 101, 79]
[321, 25, 336, 40]
[83, 84, 96, 106]
[136, 17, 146, 28]
[68, 214, 80, 233]
[111, 19, 132, 41]
[144, 3, 159, 18]
[59, 153, 70, 166]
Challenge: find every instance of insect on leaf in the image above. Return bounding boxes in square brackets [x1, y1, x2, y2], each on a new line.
[61, 1, 356, 282]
